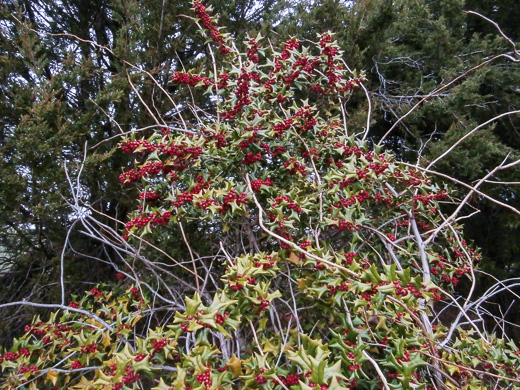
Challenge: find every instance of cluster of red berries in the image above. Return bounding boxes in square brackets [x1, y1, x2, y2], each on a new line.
[327, 282, 349, 295]
[192, 174, 211, 190]
[254, 297, 270, 313]
[280, 38, 300, 61]
[0, 351, 19, 363]
[442, 274, 460, 287]
[138, 190, 161, 201]
[172, 192, 194, 207]
[284, 56, 320, 88]
[90, 287, 103, 298]
[222, 71, 258, 120]
[335, 190, 370, 209]
[18, 348, 30, 358]
[210, 131, 228, 148]
[272, 117, 293, 137]
[367, 162, 390, 176]
[70, 360, 83, 369]
[344, 252, 357, 264]
[100, 308, 117, 321]
[314, 260, 326, 270]
[299, 240, 311, 249]
[104, 363, 117, 377]
[396, 350, 411, 363]
[121, 139, 159, 154]
[373, 191, 394, 206]
[335, 143, 365, 158]
[241, 152, 262, 164]
[196, 369, 212, 386]
[251, 177, 273, 191]
[17, 364, 38, 374]
[301, 147, 319, 160]
[308, 383, 328, 390]
[332, 219, 358, 232]
[298, 111, 317, 133]
[264, 77, 276, 93]
[272, 196, 303, 214]
[162, 144, 203, 159]
[227, 273, 250, 291]
[217, 72, 229, 89]
[348, 362, 360, 371]
[254, 260, 275, 270]
[356, 168, 370, 179]
[151, 339, 168, 353]
[124, 213, 151, 230]
[129, 286, 140, 299]
[247, 38, 259, 63]
[284, 157, 307, 175]
[181, 310, 215, 332]
[414, 190, 449, 206]
[220, 189, 249, 213]
[254, 374, 267, 384]
[134, 353, 147, 362]
[24, 322, 71, 343]
[119, 161, 164, 184]
[328, 177, 354, 189]
[321, 36, 340, 84]
[270, 145, 287, 155]
[195, 197, 216, 210]
[171, 71, 212, 87]
[116, 324, 131, 334]
[122, 365, 141, 384]
[123, 211, 172, 239]
[215, 311, 229, 325]
[277, 93, 288, 103]
[192, 2, 229, 55]
[80, 343, 99, 354]
[272, 106, 315, 137]
[121, 142, 204, 184]
[180, 322, 193, 332]
[276, 373, 301, 386]
[387, 281, 417, 297]
[237, 128, 259, 150]
[387, 370, 401, 379]
[403, 169, 429, 186]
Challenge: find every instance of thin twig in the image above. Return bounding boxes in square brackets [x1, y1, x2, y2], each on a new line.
[378, 54, 518, 145]
[0, 301, 113, 332]
[427, 110, 520, 170]
[244, 175, 359, 279]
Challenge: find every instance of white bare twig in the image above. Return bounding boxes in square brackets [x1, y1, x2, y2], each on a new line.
[424, 155, 520, 245]
[363, 351, 390, 390]
[427, 110, 520, 170]
[378, 54, 519, 145]
[464, 10, 519, 57]
[0, 301, 113, 332]
[244, 174, 360, 279]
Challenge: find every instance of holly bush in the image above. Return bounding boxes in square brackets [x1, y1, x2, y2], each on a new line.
[2, 2, 520, 389]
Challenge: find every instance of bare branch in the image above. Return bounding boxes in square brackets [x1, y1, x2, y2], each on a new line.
[378, 54, 518, 145]
[464, 10, 519, 57]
